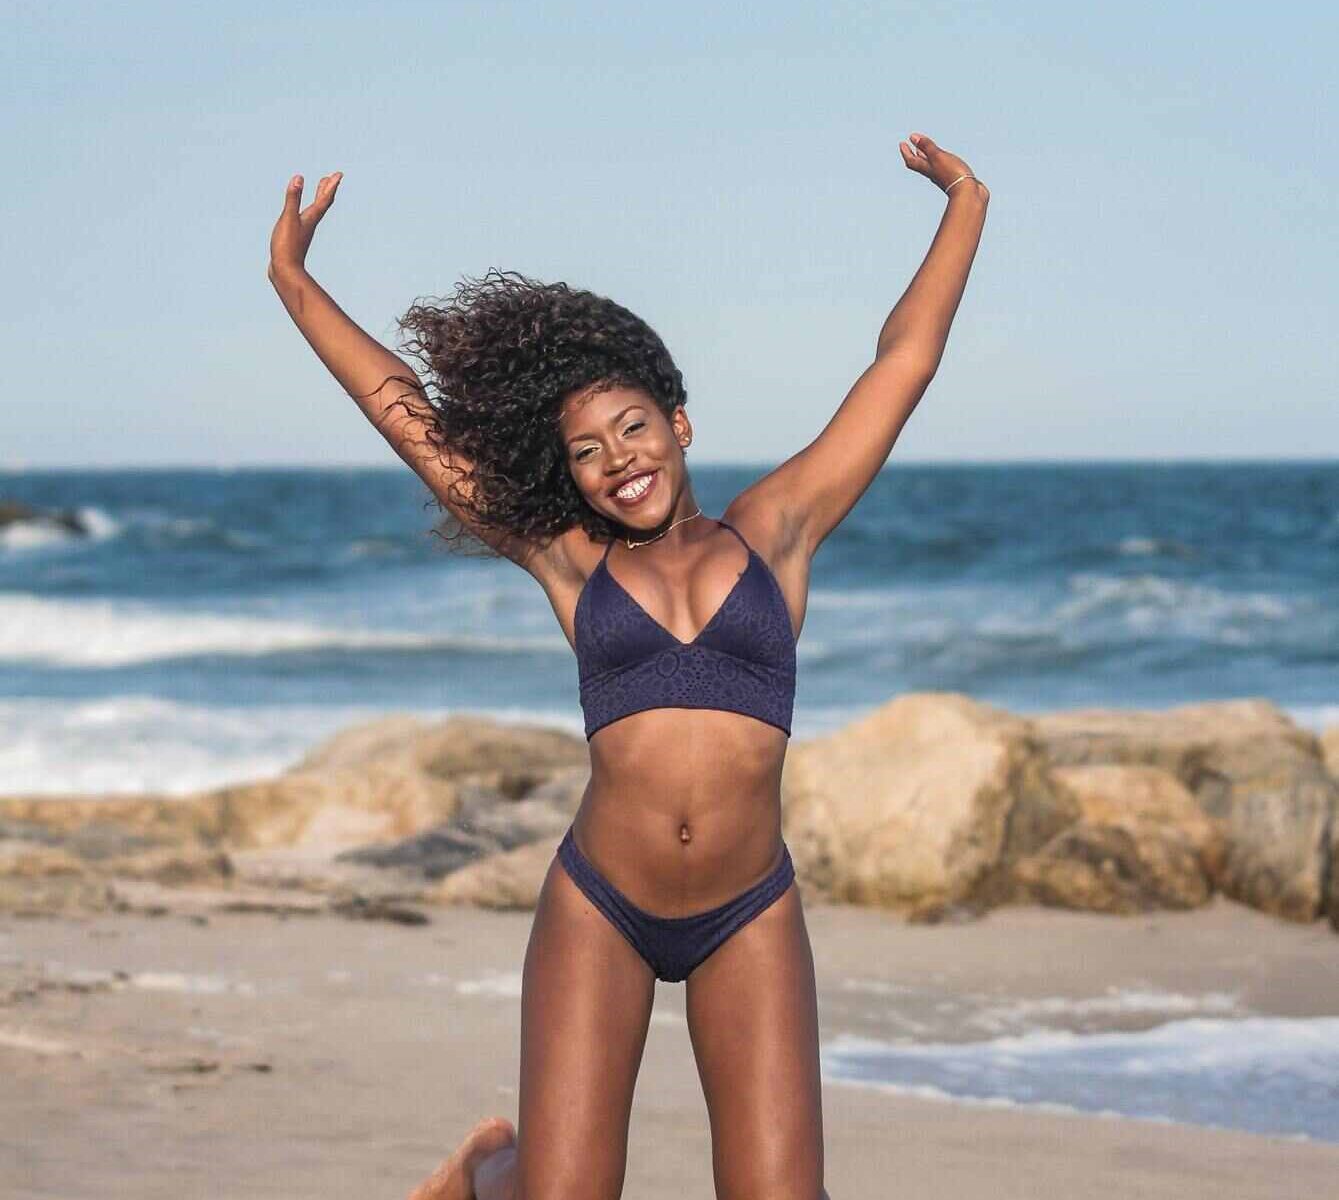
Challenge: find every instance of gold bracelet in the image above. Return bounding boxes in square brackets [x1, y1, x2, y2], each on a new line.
[945, 173, 978, 194]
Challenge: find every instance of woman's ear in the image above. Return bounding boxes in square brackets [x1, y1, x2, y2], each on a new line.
[671, 405, 692, 447]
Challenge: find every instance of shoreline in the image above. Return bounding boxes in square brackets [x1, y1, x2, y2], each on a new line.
[4, 896, 1339, 1197]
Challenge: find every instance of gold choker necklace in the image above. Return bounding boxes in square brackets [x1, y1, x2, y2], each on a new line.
[624, 508, 703, 549]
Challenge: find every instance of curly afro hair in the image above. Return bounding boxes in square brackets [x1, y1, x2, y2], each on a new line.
[381, 268, 688, 556]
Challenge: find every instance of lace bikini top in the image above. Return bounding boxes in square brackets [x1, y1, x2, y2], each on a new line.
[574, 518, 797, 741]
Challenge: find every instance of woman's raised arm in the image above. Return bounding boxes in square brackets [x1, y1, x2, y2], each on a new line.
[733, 134, 989, 559]
[266, 173, 494, 549]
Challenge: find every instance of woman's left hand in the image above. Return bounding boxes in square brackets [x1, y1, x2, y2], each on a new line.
[899, 133, 987, 199]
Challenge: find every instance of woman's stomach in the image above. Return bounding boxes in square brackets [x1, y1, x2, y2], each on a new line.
[575, 707, 789, 917]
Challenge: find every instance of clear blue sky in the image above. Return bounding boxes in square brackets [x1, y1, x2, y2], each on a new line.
[4, 1, 1335, 467]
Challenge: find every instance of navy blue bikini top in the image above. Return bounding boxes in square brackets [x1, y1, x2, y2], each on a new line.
[574, 519, 797, 741]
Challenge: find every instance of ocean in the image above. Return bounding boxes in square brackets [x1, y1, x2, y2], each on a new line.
[2, 461, 1336, 795]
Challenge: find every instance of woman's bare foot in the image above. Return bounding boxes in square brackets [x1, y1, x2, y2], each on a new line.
[408, 1115, 517, 1200]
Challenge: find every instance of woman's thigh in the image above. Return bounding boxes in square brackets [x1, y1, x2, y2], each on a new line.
[684, 881, 824, 1200]
[516, 851, 658, 1200]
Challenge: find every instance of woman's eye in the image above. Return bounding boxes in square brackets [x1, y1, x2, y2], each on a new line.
[624, 422, 644, 435]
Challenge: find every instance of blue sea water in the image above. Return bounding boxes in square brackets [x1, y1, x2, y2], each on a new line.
[822, 1014, 1339, 1143]
[2, 461, 1336, 795]
[3, 461, 1339, 1142]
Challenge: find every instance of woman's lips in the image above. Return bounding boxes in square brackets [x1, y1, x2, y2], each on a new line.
[610, 469, 658, 508]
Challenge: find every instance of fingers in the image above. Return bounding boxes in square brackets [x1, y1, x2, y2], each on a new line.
[282, 174, 304, 216]
[899, 140, 929, 174]
[300, 172, 343, 222]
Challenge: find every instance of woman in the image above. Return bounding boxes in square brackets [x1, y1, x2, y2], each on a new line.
[268, 133, 988, 1200]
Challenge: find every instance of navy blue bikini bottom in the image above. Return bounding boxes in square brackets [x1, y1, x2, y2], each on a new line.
[556, 823, 795, 983]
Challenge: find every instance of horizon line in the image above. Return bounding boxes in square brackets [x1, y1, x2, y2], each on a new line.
[3, 456, 1338, 473]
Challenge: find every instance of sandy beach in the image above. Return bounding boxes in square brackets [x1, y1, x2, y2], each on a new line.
[5, 893, 1338, 1199]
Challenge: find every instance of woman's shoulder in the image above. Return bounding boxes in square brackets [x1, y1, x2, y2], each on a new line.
[721, 489, 800, 571]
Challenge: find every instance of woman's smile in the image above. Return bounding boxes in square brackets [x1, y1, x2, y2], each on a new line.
[610, 468, 659, 508]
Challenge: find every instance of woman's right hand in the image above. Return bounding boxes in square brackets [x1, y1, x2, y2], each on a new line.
[268, 172, 343, 283]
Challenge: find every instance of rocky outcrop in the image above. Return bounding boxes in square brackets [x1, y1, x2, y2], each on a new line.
[199, 715, 587, 851]
[780, 693, 1078, 917]
[1011, 764, 1222, 913]
[3, 701, 1336, 931]
[1031, 700, 1338, 923]
[0, 716, 588, 917]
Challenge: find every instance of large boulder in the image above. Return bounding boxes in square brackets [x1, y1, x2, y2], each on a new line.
[1011, 764, 1222, 913]
[200, 715, 588, 851]
[781, 693, 1078, 916]
[1032, 700, 1337, 923]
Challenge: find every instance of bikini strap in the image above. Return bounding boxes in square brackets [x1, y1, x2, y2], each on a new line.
[716, 518, 754, 555]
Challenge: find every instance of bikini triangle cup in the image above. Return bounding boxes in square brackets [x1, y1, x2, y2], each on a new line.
[574, 518, 797, 740]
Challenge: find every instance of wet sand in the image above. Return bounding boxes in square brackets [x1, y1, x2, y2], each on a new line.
[3, 894, 1338, 1199]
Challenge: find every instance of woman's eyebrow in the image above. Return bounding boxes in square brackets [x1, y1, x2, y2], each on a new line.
[566, 404, 643, 444]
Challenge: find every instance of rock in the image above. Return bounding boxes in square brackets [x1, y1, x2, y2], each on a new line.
[1320, 725, 1339, 780]
[1330, 816, 1339, 934]
[426, 833, 565, 910]
[103, 845, 234, 886]
[293, 713, 587, 785]
[108, 880, 331, 917]
[0, 842, 86, 878]
[0, 836, 230, 914]
[1321, 725, 1339, 933]
[1011, 764, 1222, 913]
[782, 693, 1078, 913]
[190, 715, 587, 851]
[0, 499, 91, 536]
[337, 769, 584, 879]
[1032, 700, 1337, 923]
[0, 800, 213, 851]
[197, 767, 462, 852]
[329, 896, 431, 925]
[0, 873, 113, 916]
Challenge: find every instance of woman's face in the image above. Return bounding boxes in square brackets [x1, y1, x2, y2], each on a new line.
[558, 384, 691, 529]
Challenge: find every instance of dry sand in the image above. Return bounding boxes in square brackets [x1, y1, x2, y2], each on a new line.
[3, 894, 1337, 1199]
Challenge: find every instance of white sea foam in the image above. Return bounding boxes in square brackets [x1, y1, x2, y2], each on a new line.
[821, 1015, 1339, 1141]
[1117, 536, 1197, 559]
[0, 591, 566, 668]
[0, 505, 121, 552]
[963, 987, 1243, 1034]
[0, 694, 588, 795]
[1054, 572, 1292, 629]
[0, 696, 364, 795]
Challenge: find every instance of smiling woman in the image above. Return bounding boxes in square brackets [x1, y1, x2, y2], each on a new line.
[389, 270, 693, 558]
[267, 130, 987, 1200]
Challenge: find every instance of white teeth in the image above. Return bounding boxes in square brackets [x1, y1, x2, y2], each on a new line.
[616, 472, 654, 500]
